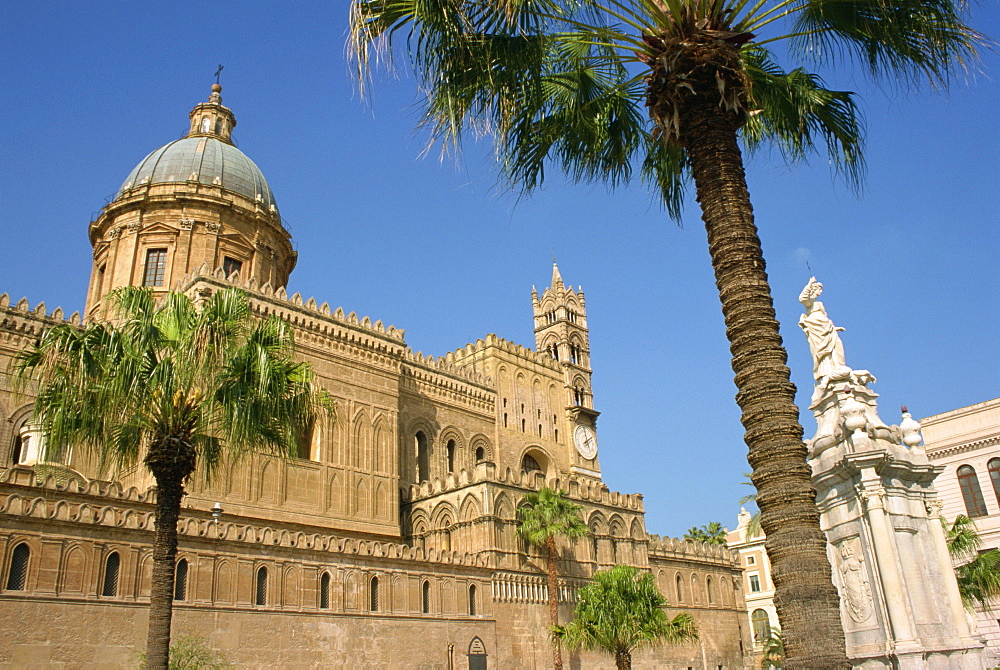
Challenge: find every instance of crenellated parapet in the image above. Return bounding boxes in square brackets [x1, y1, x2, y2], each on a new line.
[404, 460, 642, 511]
[448, 333, 562, 374]
[647, 534, 739, 566]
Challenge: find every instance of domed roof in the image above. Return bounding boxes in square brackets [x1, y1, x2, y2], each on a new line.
[117, 136, 278, 214]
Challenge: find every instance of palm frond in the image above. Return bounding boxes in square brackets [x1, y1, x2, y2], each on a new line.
[792, 0, 981, 85]
[742, 45, 865, 189]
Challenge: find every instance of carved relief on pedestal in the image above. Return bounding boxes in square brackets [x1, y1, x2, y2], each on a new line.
[835, 536, 875, 623]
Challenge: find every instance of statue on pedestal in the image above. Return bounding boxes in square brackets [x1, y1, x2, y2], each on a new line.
[798, 277, 849, 392]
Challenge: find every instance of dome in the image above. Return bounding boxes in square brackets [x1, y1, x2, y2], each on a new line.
[116, 137, 278, 214]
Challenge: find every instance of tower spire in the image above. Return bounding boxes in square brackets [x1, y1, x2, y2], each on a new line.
[551, 261, 564, 290]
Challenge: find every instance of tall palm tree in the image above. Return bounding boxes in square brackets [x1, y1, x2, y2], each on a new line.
[762, 627, 785, 669]
[555, 564, 697, 670]
[14, 286, 333, 669]
[946, 515, 1000, 611]
[517, 487, 589, 669]
[349, 1, 979, 664]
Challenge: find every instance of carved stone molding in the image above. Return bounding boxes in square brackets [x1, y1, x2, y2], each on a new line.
[178, 218, 195, 230]
[205, 221, 222, 234]
[126, 221, 142, 233]
[835, 536, 874, 623]
[106, 227, 122, 240]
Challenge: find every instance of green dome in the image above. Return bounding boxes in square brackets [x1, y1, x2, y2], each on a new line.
[117, 136, 278, 214]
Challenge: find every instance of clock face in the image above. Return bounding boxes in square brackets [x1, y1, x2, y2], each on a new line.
[573, 425, 598, 460]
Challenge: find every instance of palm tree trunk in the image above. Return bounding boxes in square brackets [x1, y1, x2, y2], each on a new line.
[145, 475, 184, 669]
[546, 535, 563, 670]
[615, 650, 632, 670]
[678, 62, 848, 668]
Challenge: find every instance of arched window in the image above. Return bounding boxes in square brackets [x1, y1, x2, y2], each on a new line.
[988, 459, 1000, 506]
[295, 417, 314, 460]
[446, 439, 456, 473]
[415, 431, 429, 482]
[422, 580, 431, 614]
[369, 576, 380, 611]
[174, 558, 188, 601]
[255, 567, 268, 605]
[469, 584, 478, 616]
[214, 119, 223, 135]
[706, 576, 715, 604]
[320, 572, 331, 609]
[751, 608, 771, 642]
[521, 454, 542, 473]
[958, 465, 988, 517]
[591, 533, 600, 563]
[675, 573, 684, 603]
[6, 543, 29, 591]
[475, 446, 485, 462]
[11, 431, 26, 465]
[441, 524, 452, 552]
[102, 552, 120, 597]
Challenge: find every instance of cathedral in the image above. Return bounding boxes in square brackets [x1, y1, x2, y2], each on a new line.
[0, 84, 748, 668]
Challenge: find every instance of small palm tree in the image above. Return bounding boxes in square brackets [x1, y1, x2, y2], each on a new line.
[350, 2, 980, 665]
[517, 487, 589, 670]
[946, 515, 1000, 611]
[762, 627, 784, 669]
[683, 522, 728, 545]
[556, 564, 697, 670]
[14, 286, 333, 669]
[739, 472, 763, 538]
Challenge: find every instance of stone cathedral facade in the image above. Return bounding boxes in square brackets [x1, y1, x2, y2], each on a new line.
[0, 85, 748, 669]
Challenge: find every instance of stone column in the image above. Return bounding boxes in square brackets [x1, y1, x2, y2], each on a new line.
[858, 480, 918, 651]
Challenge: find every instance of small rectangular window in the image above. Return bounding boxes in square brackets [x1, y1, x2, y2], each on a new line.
[748, 574, 761, 593]
[143, 249, 168, 287]
[746, 555, 756, 566]
[223, 256, 243, 278]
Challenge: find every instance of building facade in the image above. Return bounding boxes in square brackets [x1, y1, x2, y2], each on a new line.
[726, 510, 776, 667]
[0, 85, 749, 668]
[923, 397, 1000, 664]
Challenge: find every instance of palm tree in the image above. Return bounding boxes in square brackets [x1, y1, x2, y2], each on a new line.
[14, 286, 332, 669]
[349, 1, 979, 664]
[555, 564, 697, 670]
[683, 521, 728, 545]
[945, 515, 1000, 611]
[517, 487, 589, 669]
[762, 627, 785, 669]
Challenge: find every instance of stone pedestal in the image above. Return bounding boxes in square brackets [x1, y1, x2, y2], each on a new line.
[798, 277, 983, 668]
[807, 377, 983, 668]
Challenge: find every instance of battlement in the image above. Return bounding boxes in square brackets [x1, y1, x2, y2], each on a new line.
[448, 333, 561, 373]
[405, 461, 642, 511]
[0, 293, 82, 333]
[647, 533, 738, 565]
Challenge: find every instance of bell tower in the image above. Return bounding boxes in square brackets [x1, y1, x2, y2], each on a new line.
[533, 262, 601, 475]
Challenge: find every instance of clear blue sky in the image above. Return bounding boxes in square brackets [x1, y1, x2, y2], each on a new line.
[1, 1, 997, 538]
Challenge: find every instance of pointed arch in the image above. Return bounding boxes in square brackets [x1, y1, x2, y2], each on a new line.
[354, 477, 370, 517]
[327, 471, 342, 513]
[352, 408, 371, 470]
[459, 494, 482, 523]
[259, 461, 278, 504]
[215, 560, 234, 603]
[61, 545, 87, 594]
[372, 414, 391, 473]
[374, 481, 388, 520]
[282, 564, 301, 607]
[470, 434, 493, 464]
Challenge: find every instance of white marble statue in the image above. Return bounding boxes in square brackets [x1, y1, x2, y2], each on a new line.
[799, 277, 849, 389]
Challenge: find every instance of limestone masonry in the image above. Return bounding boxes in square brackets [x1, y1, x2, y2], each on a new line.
[0, 85, 748, 669]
